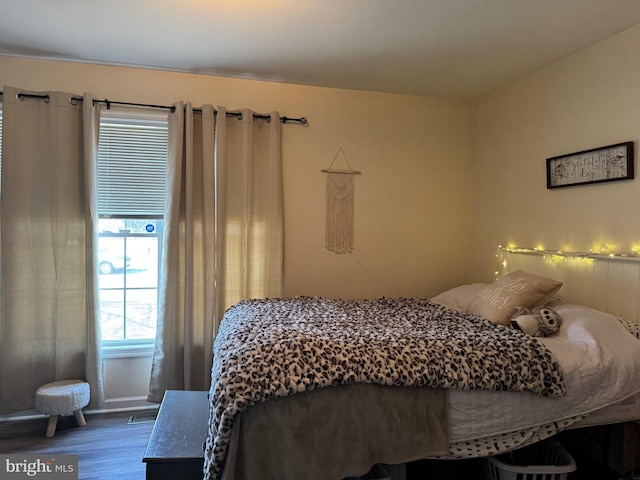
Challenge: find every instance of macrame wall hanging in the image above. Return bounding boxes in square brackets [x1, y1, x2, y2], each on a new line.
[322, 147, 361, 254]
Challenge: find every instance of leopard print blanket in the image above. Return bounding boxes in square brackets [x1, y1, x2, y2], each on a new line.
[204, 296, 566, 480]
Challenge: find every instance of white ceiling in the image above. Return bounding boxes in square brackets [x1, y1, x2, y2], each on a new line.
[1, 0, 640, 99]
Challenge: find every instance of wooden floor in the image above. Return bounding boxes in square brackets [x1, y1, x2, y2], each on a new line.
[0, 410, 156, 480]
[1, 411, 628, 480]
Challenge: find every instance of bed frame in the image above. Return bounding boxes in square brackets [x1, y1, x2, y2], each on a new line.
[165, 247, 640, 480]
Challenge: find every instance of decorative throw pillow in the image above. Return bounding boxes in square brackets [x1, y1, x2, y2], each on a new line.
[468, 270, 563, 326]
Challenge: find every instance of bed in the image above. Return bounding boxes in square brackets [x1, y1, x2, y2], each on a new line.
[203, 251, 640, 480]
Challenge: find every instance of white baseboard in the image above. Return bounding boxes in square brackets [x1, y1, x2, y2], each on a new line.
[0, 409, 43, 422]
[0, 396, 158, 422]
[90, 395, 159, 414]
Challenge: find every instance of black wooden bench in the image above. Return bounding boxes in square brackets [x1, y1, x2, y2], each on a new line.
[143, 390, 209, 480]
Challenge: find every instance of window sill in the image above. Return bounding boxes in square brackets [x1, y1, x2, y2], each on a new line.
[102, 343, 154, 359]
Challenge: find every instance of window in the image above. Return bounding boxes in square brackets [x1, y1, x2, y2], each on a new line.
[98, 219, 162, 343]
[97, 108, 168, 353]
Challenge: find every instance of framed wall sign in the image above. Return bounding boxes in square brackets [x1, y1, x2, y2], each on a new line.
[546, 141, 634, 189]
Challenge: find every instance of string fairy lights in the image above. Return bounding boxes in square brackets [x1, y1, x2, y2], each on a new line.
[497, 244, 640, 268]
[495, 244, 640, 278]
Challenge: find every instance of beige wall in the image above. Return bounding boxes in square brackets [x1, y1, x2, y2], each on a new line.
[0, 56, 473, 299]
[1, 56, 474, 408]
[471, 24, 640, 282]
[3, 21, 637, 303]
[4, 23, 639, 408]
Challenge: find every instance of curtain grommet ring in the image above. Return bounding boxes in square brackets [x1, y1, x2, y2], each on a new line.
[70, 97, 79, 106]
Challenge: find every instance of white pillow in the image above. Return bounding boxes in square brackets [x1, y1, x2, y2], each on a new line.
[430, 283, 488, 313]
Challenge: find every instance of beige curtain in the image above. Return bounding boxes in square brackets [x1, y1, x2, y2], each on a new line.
[148, 102, 216, 401]
[82, 94, 105, 410]
[0, 87, 104, 413]
[215, 107, 284, 309]
[148, 105, 283, 401]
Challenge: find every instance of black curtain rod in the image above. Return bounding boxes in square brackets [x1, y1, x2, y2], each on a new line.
[0, 91, 308, 125]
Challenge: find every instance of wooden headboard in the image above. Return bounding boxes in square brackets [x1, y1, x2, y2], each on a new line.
[500, 247, 640, 322]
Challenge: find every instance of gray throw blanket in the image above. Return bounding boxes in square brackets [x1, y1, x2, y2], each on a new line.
[204, 296, 566, 480]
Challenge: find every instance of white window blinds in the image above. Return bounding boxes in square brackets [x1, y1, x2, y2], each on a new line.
[98, 108, 168, 217]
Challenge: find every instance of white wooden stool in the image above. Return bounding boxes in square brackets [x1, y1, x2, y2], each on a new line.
[35, 380, 90, 437]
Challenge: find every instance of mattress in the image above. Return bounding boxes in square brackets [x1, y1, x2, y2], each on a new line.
[444, 301, 640, 456]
